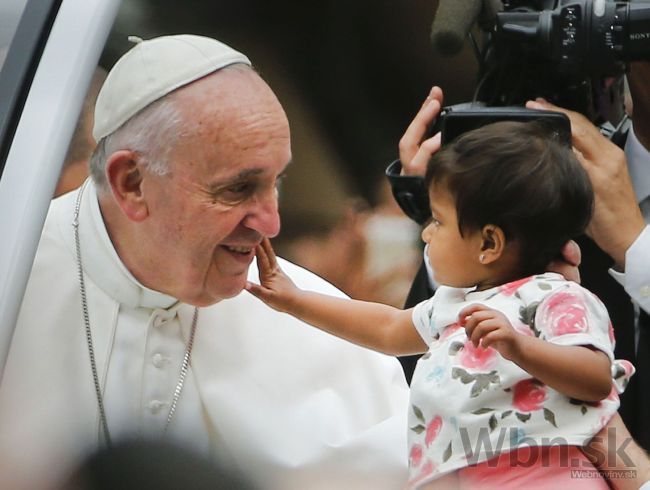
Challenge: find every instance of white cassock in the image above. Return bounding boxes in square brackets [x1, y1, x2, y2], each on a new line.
[0, 182, 409, 490]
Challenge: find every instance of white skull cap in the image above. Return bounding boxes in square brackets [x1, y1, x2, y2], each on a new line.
[93, 34, 251, 141]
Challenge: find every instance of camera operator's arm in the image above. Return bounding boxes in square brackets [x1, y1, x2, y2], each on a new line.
[526, 99, 649, 314]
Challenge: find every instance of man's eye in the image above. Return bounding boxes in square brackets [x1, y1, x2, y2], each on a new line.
[228, 183, 251, 194]
[210, 182, 255, 205]
[224, 182, 255, 197]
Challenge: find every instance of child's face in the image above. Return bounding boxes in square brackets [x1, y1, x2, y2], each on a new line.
[421, 187, 483, 287]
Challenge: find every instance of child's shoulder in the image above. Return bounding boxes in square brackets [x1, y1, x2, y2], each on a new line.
[503, 273, 582, 299]
[516, 273, 608, 317]
[491, 273, 604, 310]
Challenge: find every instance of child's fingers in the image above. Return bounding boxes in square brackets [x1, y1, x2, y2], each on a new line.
[462, 310, 495, 339]
[480, 329, 508, 350]
[458, 303, 489, 325]
[468, 320, 501, 347]
[245, 281, 264, 298]
[261, 237, 278, 268]
[255, 242, 271, 273]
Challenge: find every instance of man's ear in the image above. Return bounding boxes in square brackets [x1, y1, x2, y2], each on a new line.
[105, 150, 149, 222]
[478, 224, 506, 265]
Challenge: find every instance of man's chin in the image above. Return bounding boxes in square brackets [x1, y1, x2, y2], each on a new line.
[184, 287, 243, 307]
[196, 274, 249, 305]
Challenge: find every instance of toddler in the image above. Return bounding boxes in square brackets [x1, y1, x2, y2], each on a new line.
[246, 120, 633, 489]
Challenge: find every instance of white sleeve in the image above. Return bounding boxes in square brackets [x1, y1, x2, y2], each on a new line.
[609, 226, 650, 314]
[411, 296, 437, 345]
[534, 282, 615, 360]
[607, 127, 650, 313]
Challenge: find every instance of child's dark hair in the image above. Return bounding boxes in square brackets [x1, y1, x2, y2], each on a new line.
[424, 120, 594, 276]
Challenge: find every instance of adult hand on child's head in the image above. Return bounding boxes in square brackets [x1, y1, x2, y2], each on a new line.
[546, 240, 582, 283]
[526, 98, 645, 269]
[399, 86, 444, 177]
[246, 238, 299, 313]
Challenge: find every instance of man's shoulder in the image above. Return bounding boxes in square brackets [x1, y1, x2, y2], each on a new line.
[33, 191, 78, 262]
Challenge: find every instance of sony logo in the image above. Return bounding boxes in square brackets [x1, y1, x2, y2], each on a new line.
[630, 32, 650, 40]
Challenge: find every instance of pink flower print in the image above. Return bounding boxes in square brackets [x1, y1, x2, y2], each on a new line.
[512, 379, 547, 412]
[606, 386, 619, 402]
[459, 340, 497, 370]
[419, 460, 436, 478]
[612, 359, 635, 393]
[594, 414, 613, 434]
[512, 320, 534, 337]
[618, 360, 635, 378]
[499, 277, 533, 296]
[409, 444, 424, 468]
[440, 322, 463, 341]
[608, 322, 616, 344]
[537, 291, 589, 336]
[425, 416, 443, 447]
[408, 459, 437, 489]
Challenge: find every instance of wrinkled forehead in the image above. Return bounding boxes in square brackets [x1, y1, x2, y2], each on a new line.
[177, 65, 282, 113]
[165, 69, 291, 177]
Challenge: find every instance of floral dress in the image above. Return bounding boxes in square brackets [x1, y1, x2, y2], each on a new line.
[407, 273, 634, 488]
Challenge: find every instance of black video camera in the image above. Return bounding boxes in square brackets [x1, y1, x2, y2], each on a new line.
[480, 0, 650, 121]
[387, 0, 650, 225]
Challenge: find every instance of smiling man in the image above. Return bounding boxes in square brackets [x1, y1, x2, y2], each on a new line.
[0, 35, 408, 490]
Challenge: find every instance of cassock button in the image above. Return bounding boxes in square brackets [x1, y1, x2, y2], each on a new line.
[641, 285, 650, 298]
[152, 353, 166, 368]
[148, 400, 165, 414]
[152, 316, 167, 328]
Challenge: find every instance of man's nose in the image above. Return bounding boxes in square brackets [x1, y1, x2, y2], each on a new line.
[244, 191, 281, 238]
[421, 223, 432, 243]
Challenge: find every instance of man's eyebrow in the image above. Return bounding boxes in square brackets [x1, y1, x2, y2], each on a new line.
[232, 168, 265, 180]
[207, 162, 292, 192]
[229, 160, 292, 181]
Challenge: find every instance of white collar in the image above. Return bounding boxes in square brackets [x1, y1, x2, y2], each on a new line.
[74, 180, 178, 310]
[625, 127, 650, 205]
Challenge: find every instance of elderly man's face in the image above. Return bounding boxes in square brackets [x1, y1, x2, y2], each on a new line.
[140, 68, 291, 305]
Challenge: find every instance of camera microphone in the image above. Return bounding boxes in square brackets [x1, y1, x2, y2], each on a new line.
[430, 0, 483, 57]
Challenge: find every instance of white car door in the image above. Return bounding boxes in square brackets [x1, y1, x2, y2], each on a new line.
[0, 0, 121, 377]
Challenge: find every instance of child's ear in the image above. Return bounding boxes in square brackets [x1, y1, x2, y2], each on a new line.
[478, 224, 506, 265]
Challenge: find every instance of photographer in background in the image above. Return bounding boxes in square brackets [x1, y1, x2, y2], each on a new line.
[526, 60, 650, 453]
[395, 0, 650, 457]
[396, 75, 650, 488]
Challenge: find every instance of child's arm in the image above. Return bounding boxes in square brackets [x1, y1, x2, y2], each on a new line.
[246, 238, 427, 356]
[459, 304, 612, 402]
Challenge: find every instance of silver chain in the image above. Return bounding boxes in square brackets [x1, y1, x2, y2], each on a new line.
[73, 182, 198, 447]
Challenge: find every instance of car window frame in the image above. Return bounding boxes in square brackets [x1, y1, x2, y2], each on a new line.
[0, 0, 62, 177]
[0, 0, 121, 378]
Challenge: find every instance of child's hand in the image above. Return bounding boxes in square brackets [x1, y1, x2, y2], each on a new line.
[458, 304, 522, 361]
[245, 238, 300, 313]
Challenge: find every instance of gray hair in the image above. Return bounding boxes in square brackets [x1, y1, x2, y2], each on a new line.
[89, 90, 185, 193]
